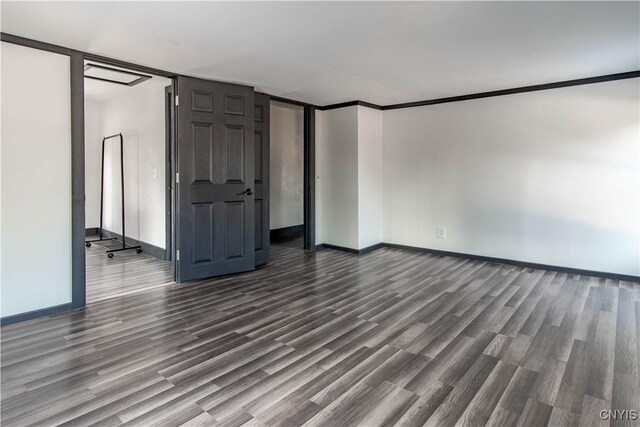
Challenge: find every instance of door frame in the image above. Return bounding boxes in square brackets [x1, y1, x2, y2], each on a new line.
[80, 69, 178, 291]
[165, 86, 176, 276]
[303, 105, 316, 251]
[80, 49, 180, 303]
[81, 49, 179, 305]
[269, 96, 316, 251]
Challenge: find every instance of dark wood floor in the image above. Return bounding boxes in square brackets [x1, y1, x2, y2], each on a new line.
[85, 237, 173, 303]
[1, 238, 639, 426]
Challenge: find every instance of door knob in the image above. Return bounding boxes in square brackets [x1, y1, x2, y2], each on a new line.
[237, 188, 253, 196]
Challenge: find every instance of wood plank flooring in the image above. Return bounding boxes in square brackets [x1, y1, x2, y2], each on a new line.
[86, 238, 173, 303]
[2, 239, 639, 426]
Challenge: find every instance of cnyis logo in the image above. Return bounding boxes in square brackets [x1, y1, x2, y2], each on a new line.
[599, 410, 639, 420]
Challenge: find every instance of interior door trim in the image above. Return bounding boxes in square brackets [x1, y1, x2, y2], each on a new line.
[303, 106, 316, 251]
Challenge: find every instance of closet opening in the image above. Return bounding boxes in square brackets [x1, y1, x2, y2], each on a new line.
[83, 60, 174, 303]
[269, 100, 306, 250]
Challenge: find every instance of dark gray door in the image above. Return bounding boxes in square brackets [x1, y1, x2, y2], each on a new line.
[254, 93, 270, 265]
[176, 76, 255, 282]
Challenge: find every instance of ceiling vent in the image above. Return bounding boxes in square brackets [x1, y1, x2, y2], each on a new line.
[84, 63, 152, 86]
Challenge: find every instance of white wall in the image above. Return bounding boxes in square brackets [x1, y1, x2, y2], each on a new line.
[84, 100, 103, 229]
[316, 107, 359, 249]
[85, 77, 168, 249]
[316, 106, 384, 250]
[383, 79, 640, 276]
[1, 42, 72, 317]
[357, 106, 383, 249]
[270, 102, 303, 230]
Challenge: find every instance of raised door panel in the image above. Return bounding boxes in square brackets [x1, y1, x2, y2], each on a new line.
[225, 125, 245, 184]
[193, 123, 214, 183]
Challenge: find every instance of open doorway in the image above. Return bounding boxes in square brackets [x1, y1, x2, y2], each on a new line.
[83, 61, 174, 303]
[269, 101, 305, 249]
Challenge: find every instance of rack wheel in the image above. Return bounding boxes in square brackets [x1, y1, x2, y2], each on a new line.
[85, 242, 91, 248]
[136, 248, 143, 254]
[107, 253, 114, 258]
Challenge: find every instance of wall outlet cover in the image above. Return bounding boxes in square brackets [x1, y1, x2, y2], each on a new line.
[437, 226, 447, 239]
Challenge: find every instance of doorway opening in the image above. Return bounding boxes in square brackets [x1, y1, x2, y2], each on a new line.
[269, 100, 305, 249]
[83, 61, 174, 303]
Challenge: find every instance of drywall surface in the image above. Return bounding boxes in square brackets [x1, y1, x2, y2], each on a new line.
[315, 107, 359, 249]
[1, 42, 72, 317]
[84, 100, 103, 229]
[357, 106, 383, 249]
[270, 101, 304, 230]
[85, 77, 169, 249]
[383, 79, 640, 276]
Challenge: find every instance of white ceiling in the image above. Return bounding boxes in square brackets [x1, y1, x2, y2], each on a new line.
[2, 1, 638, 106]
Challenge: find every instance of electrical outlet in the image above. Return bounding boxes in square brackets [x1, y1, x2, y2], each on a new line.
[436, 226, 447, 240]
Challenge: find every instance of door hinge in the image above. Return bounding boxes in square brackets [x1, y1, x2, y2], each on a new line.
[176, 172, 179, 184]
[175, 95, 179, 106]
[176, 249, 180, 261]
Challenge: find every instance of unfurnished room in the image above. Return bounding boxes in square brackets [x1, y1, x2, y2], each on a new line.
[0, 2, 639, 426]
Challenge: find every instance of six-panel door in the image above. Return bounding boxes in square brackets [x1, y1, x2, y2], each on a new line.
[176, 76, 255, 282]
